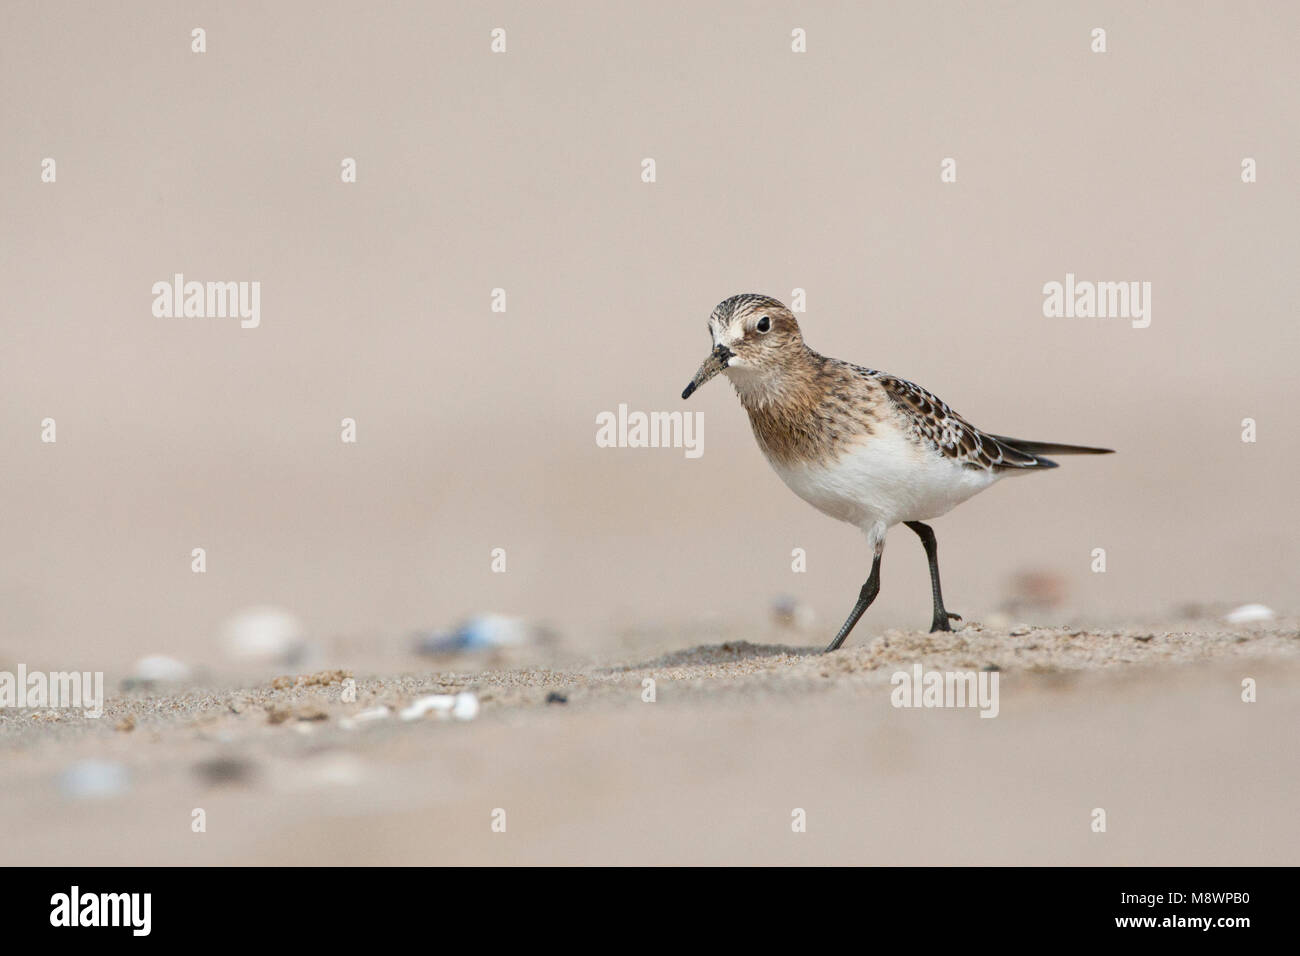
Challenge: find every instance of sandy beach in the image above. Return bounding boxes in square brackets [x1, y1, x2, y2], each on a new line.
[2, 613, 1294, 866]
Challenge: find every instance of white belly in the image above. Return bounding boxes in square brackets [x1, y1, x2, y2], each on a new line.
[768, 430, 1000, 531]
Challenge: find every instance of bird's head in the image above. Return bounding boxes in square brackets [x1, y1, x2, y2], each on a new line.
[681, 294, 805, 401]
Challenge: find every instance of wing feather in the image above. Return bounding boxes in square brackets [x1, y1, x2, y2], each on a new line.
[861, 369, 1050, 471]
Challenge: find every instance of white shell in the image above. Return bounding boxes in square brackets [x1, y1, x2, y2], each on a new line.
[399, 691, 479, 722]
[1224, 604, 1275, 624]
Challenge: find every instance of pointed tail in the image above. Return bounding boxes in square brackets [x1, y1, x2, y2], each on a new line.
[990, 435, 1114, 461]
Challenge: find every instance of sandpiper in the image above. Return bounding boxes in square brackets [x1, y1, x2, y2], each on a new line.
[681, 294, 1112, 652]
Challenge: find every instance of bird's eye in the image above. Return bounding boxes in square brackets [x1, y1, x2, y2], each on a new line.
[756, 316, 771, 333]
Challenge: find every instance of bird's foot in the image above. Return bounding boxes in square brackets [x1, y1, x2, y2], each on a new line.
[929, 611, 961, 633]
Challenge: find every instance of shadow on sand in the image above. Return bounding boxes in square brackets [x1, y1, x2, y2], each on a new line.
[598, 640, 821, 674]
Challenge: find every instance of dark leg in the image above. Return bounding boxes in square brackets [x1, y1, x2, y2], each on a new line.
[905, 520, 961, 633]
[823, 553, 882, 653]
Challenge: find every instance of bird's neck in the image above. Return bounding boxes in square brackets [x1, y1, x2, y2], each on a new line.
[727, 346, 827, 410]
[731, 348, 849, 465]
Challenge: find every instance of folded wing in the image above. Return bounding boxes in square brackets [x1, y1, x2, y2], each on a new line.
[869, 370, 1111, 472]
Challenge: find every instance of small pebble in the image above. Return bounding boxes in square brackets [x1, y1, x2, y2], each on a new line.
[339, 705, 392, 730]
[415, 615, 545, 654]
[771, 597, 815, 631]
[122, 655, 192, 690]
[194, 757, 255, 786]
[221, 606, 313, 666]
[59, 760, 130, 800]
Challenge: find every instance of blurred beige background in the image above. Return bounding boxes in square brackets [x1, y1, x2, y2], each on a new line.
[2, 1, 1297, 676]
